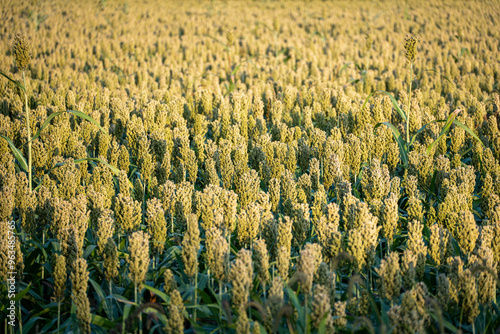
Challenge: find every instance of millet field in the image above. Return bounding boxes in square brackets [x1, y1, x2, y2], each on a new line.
[1, 0, 500, 333]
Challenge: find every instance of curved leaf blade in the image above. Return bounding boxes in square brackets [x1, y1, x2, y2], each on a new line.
[426, 109, 461, 155]
[89, 278, 113, 320]
[142, 284, 171, 304]
[90, 314, 115, 329]
[410, 120, 441, 147]
[361, 90, 407, 122]
[0, 134, 28, 172]
[417, 68, 454, 85]
[30, 110, 106, 143]
[68, 110, 106, 132]
[0, 70, 26, 93]
[453, 119, 483, 146]
[375, 122, 408, 167]
[75, 157, 120, 176]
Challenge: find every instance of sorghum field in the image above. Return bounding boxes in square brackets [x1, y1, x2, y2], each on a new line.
[1, 0, 500, 333]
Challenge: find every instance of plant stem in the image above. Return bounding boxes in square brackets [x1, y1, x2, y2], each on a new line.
[193, 274, 198, 323]
[57, 301, 61, 333]
[407, 63, 413, 149]
[41, 229, 45, 299]
[304, 292, 309, 334]
[23, 71, 31, 192]
[219, 280, 223, 326]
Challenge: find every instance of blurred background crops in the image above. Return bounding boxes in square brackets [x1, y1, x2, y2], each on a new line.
[1, 0, 500, 333]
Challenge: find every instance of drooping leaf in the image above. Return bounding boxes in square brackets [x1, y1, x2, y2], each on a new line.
[14, 283, 31, 301]
[0, 69, 26, 93]
[426, 109, 461, 155]
[0, 135, 28, 172]
[30, 110, 106, 143]
[91, 314, 115, 329]
[142, 284, 171, 304]
[452, 119, 484, 146]
[74, 157, 120, 176]
[89, 278, 113, 320]
[410, 120, 440, 147]
[375, 122, 408, 167]
[362, 90, 407, 122]
[418, 68, 454, 85]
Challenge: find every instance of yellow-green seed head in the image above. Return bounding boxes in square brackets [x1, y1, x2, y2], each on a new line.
[13, 33, 31, 70]
[70, 258, 89, 296]
[103, 238, 119, 283]
[164, 268, 177, 295]
[73, 289, 91, 334]
[404, 34, 418, 63]
[53, 254, 67, 302]
[127, 231, 150, 287]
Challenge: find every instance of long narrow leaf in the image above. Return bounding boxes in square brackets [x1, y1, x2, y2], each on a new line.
[14, 283, 31, 301]
[75, 157, 120, 176]
[0, 134, 28, 172]
[89, 278, 113, 320]
[31, 110, 106, 143]
[426, 109, 461, 155]
[91, 314, 115, 329]
[453, 119, 484, 145]
[142, 284, 171, 304]
[418, 68, 454, 85]
[204, 34, 228, 49]
[68, 110, 106, 132]
[362, 90, 407, 122]
[0, 69, 26, 93]
[409, 120, 441, 147]
[375, 122, 408, 167]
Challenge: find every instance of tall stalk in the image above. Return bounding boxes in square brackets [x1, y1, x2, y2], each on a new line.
[57, 301, 61, 333]
[406, 63, 413, 149]
[22, 71, 32, 192]
[193, 275, 198, 323]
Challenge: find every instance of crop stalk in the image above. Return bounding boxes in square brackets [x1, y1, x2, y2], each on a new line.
[406, 63, 412, 150]
[23, 71, 31, 192]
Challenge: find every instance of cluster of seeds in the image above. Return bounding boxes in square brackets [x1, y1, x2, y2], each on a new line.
[1, 0, 500, 333]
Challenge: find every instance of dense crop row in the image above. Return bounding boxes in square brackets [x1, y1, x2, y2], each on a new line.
[1, 0, 500, 333]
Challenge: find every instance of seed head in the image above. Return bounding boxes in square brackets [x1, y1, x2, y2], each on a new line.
[70, 258, 89, 297]
[127, 231, 150, 287]
[404, 34, 418, 63]
[13, 33, 31, 70]
[74, 289, 91, 334]
[103, 238, 119, 283]
[53, 254, 67, 302]
[311, 285, 333, 330]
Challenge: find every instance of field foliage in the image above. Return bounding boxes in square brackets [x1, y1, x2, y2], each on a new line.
[1, 0, 500, 333]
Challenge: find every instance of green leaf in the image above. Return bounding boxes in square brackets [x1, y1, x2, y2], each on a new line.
[91, 314, 116, 329]
[429, 312, 458, 332]
[231, 63, 242, 76]
[89, 278, 113, 319]
[75, 157, 120, 176]
[284, 285, 303, 314]
[362, 90, 407, 122]
[418, 68, 454, 85]
[317, 312, 329, 334]
[0, 69, 26, 93]
[22, 316, 45, 334]
[204, 34, 228, 49]
[410, 120, 440, 147]
[30, 110, 106, 143]
[0, 135, 28, 172]
[426, 109, 461, 155]
[14, 283, 31, 301]
[375, 122, 408, 167]
[142, 284, 171, 304]
[452, 119, 484, 146]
